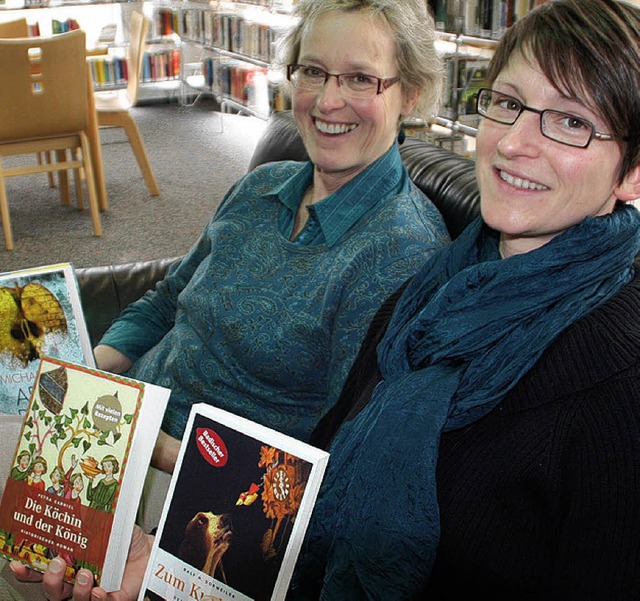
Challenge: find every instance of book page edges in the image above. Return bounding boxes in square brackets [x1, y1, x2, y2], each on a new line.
[99, 381, 170, 592]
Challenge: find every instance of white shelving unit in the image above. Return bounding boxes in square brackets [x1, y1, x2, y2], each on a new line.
[0, 1, 184, 100]
[168, 0, 296, 118]
[0, 0, 130, 47]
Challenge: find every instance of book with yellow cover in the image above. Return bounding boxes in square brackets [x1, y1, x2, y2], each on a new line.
[0, 263, 94, 416]
[0, 357, 170, 591]
[138, 403, 329, 601]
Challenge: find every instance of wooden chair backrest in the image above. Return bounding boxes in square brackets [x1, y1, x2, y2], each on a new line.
[127, 11, 150, 105]
[0, 29, 88, 142]
[0, 18, 29, 38]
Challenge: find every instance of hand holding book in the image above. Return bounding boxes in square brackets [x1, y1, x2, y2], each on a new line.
[0, 357, 170, 591]
[10, 524, 153, 601]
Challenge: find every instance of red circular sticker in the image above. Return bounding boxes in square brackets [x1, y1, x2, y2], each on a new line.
[195, 427, 228, 467]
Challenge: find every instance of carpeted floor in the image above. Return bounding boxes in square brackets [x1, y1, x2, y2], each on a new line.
[0, 98, 268, 272]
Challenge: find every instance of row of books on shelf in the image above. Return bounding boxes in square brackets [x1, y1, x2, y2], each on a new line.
[89, 48, 180, 87]
[88, 55, 128, 88]
[0, 263, 328, 600]
[430, 0, 547, 39]
[51, 17, 79, 34]
[141, 47, 181, 83]
[180, 8, 284, 63]
[153, 7, 179, 38]
[16, 17, 81, 37]
[197, 56, 290, 115]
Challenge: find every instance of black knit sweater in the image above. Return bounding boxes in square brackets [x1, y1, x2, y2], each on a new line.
[311, 263, 640, 600]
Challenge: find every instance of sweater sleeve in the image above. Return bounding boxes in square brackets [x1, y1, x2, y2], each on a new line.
[551, 369, 640, 600]
[98, 180, 244, 362]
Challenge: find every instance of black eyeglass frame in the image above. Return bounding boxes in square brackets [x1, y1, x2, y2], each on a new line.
[286, 64, 400, 95]
[475, 87, 625, 149]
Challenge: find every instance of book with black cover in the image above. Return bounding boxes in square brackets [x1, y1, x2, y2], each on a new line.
[138, 403, 329, 601]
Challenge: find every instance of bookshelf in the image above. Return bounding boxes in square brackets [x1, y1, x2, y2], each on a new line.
[169, 0, 296, 118]
[0, 0, 182, 98]
[420, 0, 544, 154]
[0, 0, 130, 47]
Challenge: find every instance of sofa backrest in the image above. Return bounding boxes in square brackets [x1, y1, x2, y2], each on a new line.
[77, 257, 181, 346]
[248, 111, 481, 239]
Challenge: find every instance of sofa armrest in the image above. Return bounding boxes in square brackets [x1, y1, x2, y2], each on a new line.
[76, 256, 182, 347]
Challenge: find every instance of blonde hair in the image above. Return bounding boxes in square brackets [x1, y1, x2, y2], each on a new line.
[277, 0, 443, 121]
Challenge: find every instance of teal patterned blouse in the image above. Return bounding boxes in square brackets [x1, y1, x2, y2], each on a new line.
[100, 144, 450, 441]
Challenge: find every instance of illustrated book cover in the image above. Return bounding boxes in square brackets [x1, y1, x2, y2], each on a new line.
[138, 403, 330, 601]
[0, 263, 95, 416]
[0, 356, 171, 591]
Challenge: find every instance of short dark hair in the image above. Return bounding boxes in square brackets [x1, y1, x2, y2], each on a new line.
[486, 0, 640, 182]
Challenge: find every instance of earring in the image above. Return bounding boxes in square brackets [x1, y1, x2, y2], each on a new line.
[397, 129, 406, 145]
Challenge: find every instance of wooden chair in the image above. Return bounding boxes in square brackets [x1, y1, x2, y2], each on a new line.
[0, 18, 28, 38]
[0, 19, 55, 184]
[0, 29, 102, 250]
[93, 11, 160, 196]
[0, 18, 83, 197]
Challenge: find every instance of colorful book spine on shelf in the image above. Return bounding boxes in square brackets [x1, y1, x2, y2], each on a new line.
[0, 357, 170, 591]
[430, 0, 447, 31]
[156, 7, 177, 36]
[219, 12, 233, 52]
[0, 263, 94, 416]
[230, 14, 243, 55]
[458, 59, 489, 114]
[136, 403, 329, 601]
[142, 48, 181, 82]
[269, 82, 291, 112]
[202, 56, 215, 87]
[203, 10, 213, 45]
[51, 18, 80, 35]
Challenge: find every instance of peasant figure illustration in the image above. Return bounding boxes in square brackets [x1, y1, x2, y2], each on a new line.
[85, 455, 119, 513]
[46, 466, 65, 497]
[65, 472, 85, 504]
[10, 450, 31, 481]
[26, 456, 47, 491]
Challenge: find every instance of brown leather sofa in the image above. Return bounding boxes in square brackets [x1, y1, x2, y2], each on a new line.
[76, 111, 480, 346]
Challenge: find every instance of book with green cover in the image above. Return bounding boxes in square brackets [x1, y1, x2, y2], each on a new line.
[0, 357, 170, 591]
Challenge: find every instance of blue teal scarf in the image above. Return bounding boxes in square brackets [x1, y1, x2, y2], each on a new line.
[294, 204, 640, 600]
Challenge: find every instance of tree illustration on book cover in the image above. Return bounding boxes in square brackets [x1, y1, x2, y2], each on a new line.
[146, 412, 316, 601]
[0, 357, 143, 585]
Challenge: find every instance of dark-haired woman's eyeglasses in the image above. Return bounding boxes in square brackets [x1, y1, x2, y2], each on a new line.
[476, 88, 622, 148]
